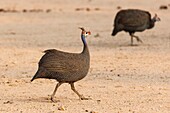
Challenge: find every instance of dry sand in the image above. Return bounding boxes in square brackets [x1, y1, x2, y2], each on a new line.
[0, 0, 170, 113]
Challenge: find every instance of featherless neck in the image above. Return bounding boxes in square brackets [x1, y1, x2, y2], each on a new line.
[81, 34, 89, 54]
[149, 18, 156, 29]
[81, 34, 87, 45]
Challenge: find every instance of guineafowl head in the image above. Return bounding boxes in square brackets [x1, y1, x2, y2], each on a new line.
[152, 14, 161, 22]
[79, 27, 91, 37]
[149, 14, 160, 29]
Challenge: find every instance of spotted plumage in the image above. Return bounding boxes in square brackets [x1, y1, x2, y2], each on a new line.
[31, 27, 91, 101]
[111, 9, 160, 45]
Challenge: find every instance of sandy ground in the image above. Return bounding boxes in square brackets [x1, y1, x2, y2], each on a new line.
[0, 0, 170, 113]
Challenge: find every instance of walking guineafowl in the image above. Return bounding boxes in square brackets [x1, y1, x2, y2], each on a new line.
[111, 9, 160, 45]
[31, 27, 91, 102]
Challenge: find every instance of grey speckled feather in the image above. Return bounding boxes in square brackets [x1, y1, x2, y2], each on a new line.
[31, 28, 91, 101]
[37, 48, 90, 82]
[111, 9, 160, 45]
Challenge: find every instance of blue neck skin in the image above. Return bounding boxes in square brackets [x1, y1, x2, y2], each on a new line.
[81, 34, 87, 45]
[81, 34, 88, 54]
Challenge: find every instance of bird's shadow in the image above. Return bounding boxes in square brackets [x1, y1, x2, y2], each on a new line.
[14, 96, 93, 103]
[92, 36, 147, 48]
[120, 43, 140, 47]
[93, 40, 142, 49]
[15, 97, 55, 103]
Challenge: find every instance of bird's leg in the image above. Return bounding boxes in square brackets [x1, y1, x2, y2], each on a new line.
[130, 35, 134, 46]
[132, 33, 143, 43]
[51, 82, 63, 102]
[129, 33, 134, 46]
[70, 83, 90, 100]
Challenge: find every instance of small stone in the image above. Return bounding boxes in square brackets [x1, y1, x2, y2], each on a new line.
[6, 81, 10, 84]
[58, 106, 65, 111]
[85, 109, 88, 112]
[75, 8, 84, 11]
[159, 5, 168, 10]
[97, 99, 101, 104]
[86, 8, 90, 11]
[117, 6, 122, 10]
[0, 8, 5, 12]
[3, 101, 13, 104]
[90, 111, 98, 113]
[22, 9, 27, 12]
[46, 9, 51, 13]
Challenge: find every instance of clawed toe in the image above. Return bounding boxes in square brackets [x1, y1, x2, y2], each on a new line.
[81, 97, 92, 100]
[50, 97, 60, 102]
[50, 96, 55, 102]
[136, 37, 143, 43]
[138, 39, 143, 43]
[50, 96, 59, 102]
[80, 95, 92, 100]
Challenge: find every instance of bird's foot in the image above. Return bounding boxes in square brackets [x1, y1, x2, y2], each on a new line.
[50, 97, 60, 102]
[130, 44, 138, 46]
[50, 96, 55, 102]
[138, 39, 143, 43]
[80, 95, 92, 100]
[136, 37, 143, 43]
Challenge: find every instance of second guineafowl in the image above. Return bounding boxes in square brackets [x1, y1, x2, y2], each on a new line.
[31, 27, 91, 102]
[111, 9, 160, 45]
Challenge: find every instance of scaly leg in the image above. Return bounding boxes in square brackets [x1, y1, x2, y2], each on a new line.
[131, 33, 143, 43]
[131, 35, 134, 46]
[51, 82, 63, 102]
[70, 83, 90, 100]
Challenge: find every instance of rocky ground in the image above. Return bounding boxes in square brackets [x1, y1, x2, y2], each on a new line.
[0, 0, 170, 113]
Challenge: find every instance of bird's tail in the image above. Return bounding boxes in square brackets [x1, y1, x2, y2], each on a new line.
[31, 70, 39, 82]
[31, 67, 49, 82]
[31, 68, 44, 82]
[111, 28, 118, 36]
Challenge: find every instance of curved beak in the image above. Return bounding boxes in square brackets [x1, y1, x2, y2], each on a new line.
[157, 17, 161, 21]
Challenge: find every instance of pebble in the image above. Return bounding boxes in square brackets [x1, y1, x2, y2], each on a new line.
[159, 5, 168, 10]
[3, 101, 13, 104]
[58, 106, 65, 111]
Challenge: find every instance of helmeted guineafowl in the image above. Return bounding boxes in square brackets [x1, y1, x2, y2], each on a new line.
[31, 27, 91, 101]
[111, 9, 160, 45]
